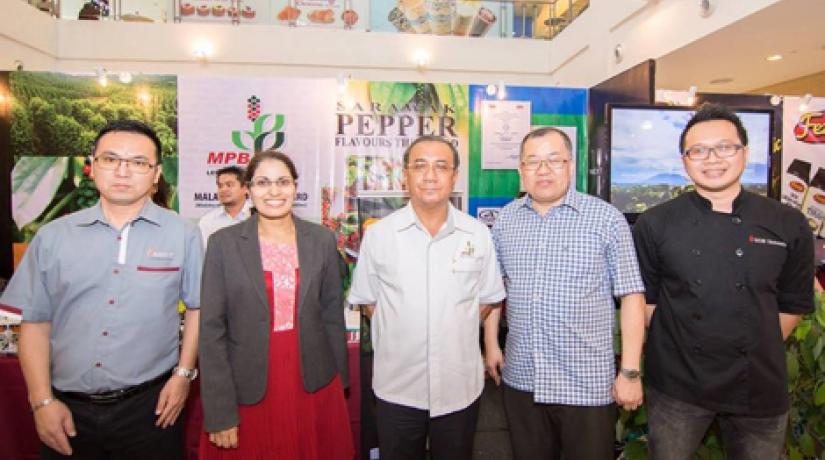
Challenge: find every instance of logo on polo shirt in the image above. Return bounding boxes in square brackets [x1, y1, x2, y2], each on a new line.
[748, 235, 787, 248]
[147, 249, 175, 259]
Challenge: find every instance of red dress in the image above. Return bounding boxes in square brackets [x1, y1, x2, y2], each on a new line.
[200, 242, 354, 460]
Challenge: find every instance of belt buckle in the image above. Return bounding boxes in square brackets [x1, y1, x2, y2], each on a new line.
[88, 388, 126, 404]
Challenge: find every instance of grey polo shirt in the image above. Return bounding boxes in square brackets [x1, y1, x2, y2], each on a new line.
[0, 200, 203, 393]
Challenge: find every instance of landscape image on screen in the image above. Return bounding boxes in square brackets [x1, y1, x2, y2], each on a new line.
[610, 107, 770, 214]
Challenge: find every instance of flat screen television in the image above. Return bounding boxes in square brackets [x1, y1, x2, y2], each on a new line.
[608, 104, 772, 216]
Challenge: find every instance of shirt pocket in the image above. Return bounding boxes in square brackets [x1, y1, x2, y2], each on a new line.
[452, 256, 484, 302]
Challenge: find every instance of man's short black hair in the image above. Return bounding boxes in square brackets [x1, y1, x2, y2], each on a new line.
[519, 127, 573, 159]
[92, 119, 163, 163]
[215, 165, 246, 184]
[402, 135, 460, 169]
[680, 103, 748, 153]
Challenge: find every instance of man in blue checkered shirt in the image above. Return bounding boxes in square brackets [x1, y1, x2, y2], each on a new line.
[483, 127, 647, 460]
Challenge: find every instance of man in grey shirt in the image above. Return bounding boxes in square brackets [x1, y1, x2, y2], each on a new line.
[0, 120, 202, 459]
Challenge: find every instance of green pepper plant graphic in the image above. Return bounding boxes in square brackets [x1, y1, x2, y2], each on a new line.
[231, 112, 286, 153]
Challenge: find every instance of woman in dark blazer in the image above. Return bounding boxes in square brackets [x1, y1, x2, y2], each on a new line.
[198, 150, 353, 459]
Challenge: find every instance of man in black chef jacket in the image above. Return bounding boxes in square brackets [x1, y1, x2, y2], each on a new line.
[632, 103, 814, 460]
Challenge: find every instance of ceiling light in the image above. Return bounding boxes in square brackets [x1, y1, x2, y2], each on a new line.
[709, 77, 733, 85]
[193, 41, 213, 61]
[336, 73, 350, 95]
[766, 54, 783, 62]
[799, 93, 813, 111]
[613, 44, 624, 64]
[496, 80, 507, 100]
[686, 85, 698, 105]
[769, 95, 783, 106]
[413, 50, 429, 70]
[699, 0, 715, 18]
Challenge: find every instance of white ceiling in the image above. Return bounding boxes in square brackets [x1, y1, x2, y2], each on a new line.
[655, 0, 825, 94]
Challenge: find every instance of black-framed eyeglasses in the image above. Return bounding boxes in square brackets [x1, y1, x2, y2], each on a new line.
[94, 155, 157, 174]
[521, 158, 568, 171]
[683, 143, 744, 161]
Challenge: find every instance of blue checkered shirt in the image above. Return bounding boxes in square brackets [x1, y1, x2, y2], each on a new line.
[492, 189, 644, 406]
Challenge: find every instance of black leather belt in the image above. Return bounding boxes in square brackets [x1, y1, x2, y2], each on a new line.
[55, 369, 173, 405]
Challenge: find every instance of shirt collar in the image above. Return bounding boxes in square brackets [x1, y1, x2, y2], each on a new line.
[77, 199, 162, 227]
[518, 187, 582, 214]
[395, 202, 466, 236]
[689, 188, 749, 214]
[221, 200, 252, 219]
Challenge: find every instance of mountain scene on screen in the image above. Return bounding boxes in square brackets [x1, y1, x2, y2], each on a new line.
[610, 108, 771, 213]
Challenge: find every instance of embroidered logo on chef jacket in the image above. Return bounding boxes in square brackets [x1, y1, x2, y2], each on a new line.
[748, 235, 787, 248]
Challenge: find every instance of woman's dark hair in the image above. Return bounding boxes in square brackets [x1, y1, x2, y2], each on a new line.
[244, 150, 299, 183]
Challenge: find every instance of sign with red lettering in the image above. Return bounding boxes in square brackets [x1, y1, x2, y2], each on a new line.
[178, 75, 336, 222]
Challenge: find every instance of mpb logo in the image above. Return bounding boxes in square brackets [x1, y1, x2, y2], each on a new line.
[208, 95, 287, 165]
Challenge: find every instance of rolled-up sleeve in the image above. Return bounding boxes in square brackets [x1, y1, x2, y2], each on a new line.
[479, 230, 506, 304]
[1, 234, 54, 322]
[607, 212, 645, 298]
[180, 223, 204, 309]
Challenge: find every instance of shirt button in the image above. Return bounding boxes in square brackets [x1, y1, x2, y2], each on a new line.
[735, 282, 745, 290]
[102, 331, 109, 337]
[95, 362, 102, 368]
[692, 345, 702, 353]
[533, 294, 541, 301]
[739, 347, 747, 355]
[113, 269, 119, 274]
[691, 249, 701, 256]
[732, 216, 742, 225]
[692, 313, 702, 320]
[116, 236, 122, 241]
[695, 279, 703, 286]
[735, 248, 744, 257]
[108, 299, 115, 305]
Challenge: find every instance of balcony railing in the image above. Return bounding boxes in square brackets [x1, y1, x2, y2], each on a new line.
[20, 0, 589, 40]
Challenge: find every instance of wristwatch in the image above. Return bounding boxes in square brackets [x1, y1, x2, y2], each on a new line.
[619, 368, 642, 381]
[173, 366, 198, 381]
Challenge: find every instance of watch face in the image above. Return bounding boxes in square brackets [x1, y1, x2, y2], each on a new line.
[622, 369, 641, 379]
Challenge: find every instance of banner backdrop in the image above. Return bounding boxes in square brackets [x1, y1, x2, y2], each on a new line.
[177, 75, 337, 223]
[468, 85, 588, 225]
[328, 79, 469, 259]
[781, 96, 825, 236]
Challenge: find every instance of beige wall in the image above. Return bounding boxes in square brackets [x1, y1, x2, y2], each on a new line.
[751, 71, 825, 97]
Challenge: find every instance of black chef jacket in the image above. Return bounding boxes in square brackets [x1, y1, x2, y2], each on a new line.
[632, 190, 814, 416]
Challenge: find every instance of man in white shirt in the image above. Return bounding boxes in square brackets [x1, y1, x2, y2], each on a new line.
[349, 136, 506, 460]
[198, 166, 250, 248]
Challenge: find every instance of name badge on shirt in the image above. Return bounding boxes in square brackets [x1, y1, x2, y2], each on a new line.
[453, 237, 483, 272]
[147, 249, 174, 260]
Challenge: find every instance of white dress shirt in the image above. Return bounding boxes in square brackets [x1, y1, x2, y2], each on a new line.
[198, 201, 252, 248]
[348, 203, 506, 417]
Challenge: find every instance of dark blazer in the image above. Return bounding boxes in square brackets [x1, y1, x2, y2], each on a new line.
[199, 214, 348, 432]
